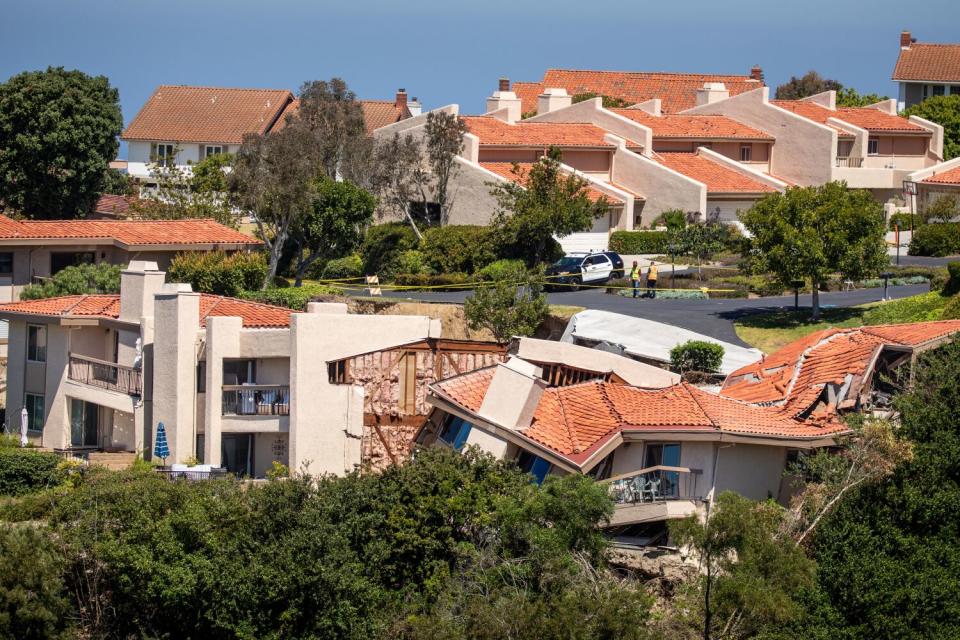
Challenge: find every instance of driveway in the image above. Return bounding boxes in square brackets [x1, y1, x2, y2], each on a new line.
[346, 283, 932, 346]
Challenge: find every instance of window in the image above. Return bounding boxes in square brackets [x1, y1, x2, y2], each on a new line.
[50, 252, 95, 275]
[397, 352, 418, 415]
[203, 145, 224, 159]
[740, 145, 752, 162]
[222, 359, 256, 385]
[867, 139, 879, 156]
[328, 360, 347, 384]
[933, 85, 945, 97]
[152, 143, 175, 166]
[197, 361, 206, 393]
[0, 252, 12, 275]
[517, 450, 551, 484]
[437, 415, 472, 450]
[644, 443, 681, 498]
[24, 394, 44, 432]
[27, 325, 46, 362]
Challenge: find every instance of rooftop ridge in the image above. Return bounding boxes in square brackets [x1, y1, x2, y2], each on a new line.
[154, 84, 293, 94]
[544, 68, 757, 79]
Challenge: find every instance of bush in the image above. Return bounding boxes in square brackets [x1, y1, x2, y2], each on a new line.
[420, 225, 497, 274]
[464, 275, 549, 342]
[360, 222, 419, 278]
[942, 294, 960, 320]
[0, 526, 72, 639]
[944, 262, 960, 296]
[167, 251, 267, 296]
[889, 212, 923, 231]
[609, 230, 670, 254]
[908, 222, 960, 257]
[320, 255, 363, 280]
[0, 448, 64, 496]
[862, 291, 950, 325]
[239, 284, 341, 310]
[650, 209, 687, 231]
[670, 340, 724, 374]
[391, 272, 474, 289]
[477, 259, 527, 282]
[394, 250, 431, 275]
[19, 262, 121, 300]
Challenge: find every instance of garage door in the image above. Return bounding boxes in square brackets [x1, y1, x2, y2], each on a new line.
[556, 212, 611, 253]
[708, 200, 755, 223]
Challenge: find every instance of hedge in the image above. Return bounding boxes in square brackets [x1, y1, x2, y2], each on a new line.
[321, 255, 363, 280]
[360, 223, 420, 278]
[420, 225, 497, 274]
[944, 262, 960, 296]
[609, 230, 670, 254]
[168, 251, 268, 296]
[908, 222, 960, 257]
[0, 448, 64, 496]
[942, 294, 960, 320]
[477, 259, 527, 282]
[391, 272, 475, 289]
[239, 284, 342, 310]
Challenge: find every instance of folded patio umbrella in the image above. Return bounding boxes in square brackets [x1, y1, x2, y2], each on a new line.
[154, 421, 170, 464]
[20, 407, 28, 448]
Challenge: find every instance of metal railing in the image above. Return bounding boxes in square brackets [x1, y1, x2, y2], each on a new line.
[68, 353, 142, 396]
[154, 467, 229, 481]
[222, 384, 290, 416]
[835, 156, 864, 168]
[604, 465, 700, 505]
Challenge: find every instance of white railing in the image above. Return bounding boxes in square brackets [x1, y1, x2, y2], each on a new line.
[835, 156, 864, 168]
[604, 465, 700, 505]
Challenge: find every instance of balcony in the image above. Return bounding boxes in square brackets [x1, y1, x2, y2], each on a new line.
[222, 384, 290, 416]
[68, 354, 142, 396]
[835, 156, 864, 168]
[604, 465, 702, 526]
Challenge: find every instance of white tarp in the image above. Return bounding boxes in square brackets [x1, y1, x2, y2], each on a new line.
[560, 309, 763, 375]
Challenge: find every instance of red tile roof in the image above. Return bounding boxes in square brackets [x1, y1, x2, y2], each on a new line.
[93, 194, 138, 219]
[479, 162, 624, 204]
[721, 320, 960, 414]
[610, 109, 772, 140]
[0, 293, 295, 329]
[655, 152, 777, 193]
[464, 116, 627, 148]
[514, 69, 763, 114]
[272, 98, 411, 135]
[0, 215, 260, 247]
[433, 370, 846, 465]
[893, 43, 960, 82]
[921, 165, 960, 185]
[122, 86, 293, 144]
[771, 100, 928, 134]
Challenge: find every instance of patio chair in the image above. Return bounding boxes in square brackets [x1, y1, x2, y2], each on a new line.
[642, 478, 661, 502]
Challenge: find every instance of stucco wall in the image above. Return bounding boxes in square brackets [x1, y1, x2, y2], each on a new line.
[611, 147, 706, 227]
[152, 290, 201, 463]
[444, 158, 505, 226]
[714, 443, 787, 502]
[526, 98, 652, 153]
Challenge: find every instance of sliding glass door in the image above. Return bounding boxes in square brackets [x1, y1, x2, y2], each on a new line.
[70, 399, 100, 447]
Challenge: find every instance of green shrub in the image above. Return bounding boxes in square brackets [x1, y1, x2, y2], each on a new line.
[883, 265, 950, 290]
[908, 222, 960, 257]
[942, 294, 960, 320]
[944, 262, 960, 296]
[670, 340, 724, 374]
[477, 259, 527, 282]
[239, 284, 341, 310]
[360, 222, 420, 277]
[392, 272, 475, 289]
[862, 291, 949, 325]
[609, 230, 670, 254]
[650, 209, 687, 231]
[420, 225, 497, 274]
[616, 288, 708, 300]
[394, 250, 431, 275]
[19, 262, 121, 300]
[167, 251, 267, 296]
[0, 526, 72, 639]
[889, 212, 923, 231]
[0, 449, 64, 496]
[321, 255, 363, 280]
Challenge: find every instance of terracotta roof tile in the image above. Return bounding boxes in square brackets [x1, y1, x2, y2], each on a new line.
[122, 86, 293, 144]
[771, 100, 928, 134]
[0, 293, 296, 329]
[515, 69, 763, 114]
[464, 116, 630, 148]
[921, 165, 960, 185]
[655, 152, 777, 193]
[610, 109, 772, 140]
[272, 98, 411, 135]
[93, 194, 138, 218]
[893, 43, 960, 82]
[479, 162, 624, 204]
[0, 215, 260, 247]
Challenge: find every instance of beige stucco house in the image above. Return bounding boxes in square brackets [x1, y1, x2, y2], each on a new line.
[0, 261, 477, 478]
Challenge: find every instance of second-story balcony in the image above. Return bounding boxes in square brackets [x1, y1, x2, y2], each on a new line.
[604, 465, 702, 526]
[68, 353, 142, 396]
[222, 384, 290, 416]
[835, 156, 864, 168]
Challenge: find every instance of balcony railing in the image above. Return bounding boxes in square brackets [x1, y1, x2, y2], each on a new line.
[835, 156, 864, 168]
[222, 384, 290, 416]
[604, 465, 700, 505]
[68, 353, 142, 396]
[154, 466, 229, 481]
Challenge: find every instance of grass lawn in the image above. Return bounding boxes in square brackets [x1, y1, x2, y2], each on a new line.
[548, 305, 586, 320]
[734, 291, 954, 353]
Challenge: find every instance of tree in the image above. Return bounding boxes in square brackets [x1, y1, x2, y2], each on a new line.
[571, 92, 632, 108]
[19, 263, 121, 300]
[490, 148, 607, 267]
[903, 94, 960, 160]
[101, 167, 134, 196]
[131, 151, 237, 227]
[424, 112, 467, 225]
[166, 251, 267, 296]
[675, 221, 725, 277]
[739, 182, 888, 320]
[231, 123, 321, 287]
[922, 194, 958, 223]
[367, 132, 431, 239]
[0, 67, 122, 218]
[774, 71, 843, 100]
[835, 88, 889, 108]
[670, 340, 724, 376]
[291, 177, 376, 285]
[0, 526, 72, 640]
[464, 273, 549, 342]
[669, 492, 816, 640]
[294, 77, 369, 181]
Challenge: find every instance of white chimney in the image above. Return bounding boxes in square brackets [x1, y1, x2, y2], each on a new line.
[478, 358, 546, 430]
[695, 82, 729, 107]
[119, 261, 165, 323]
[486, 77, 522, 123]
[537, 87, 572, 115]
[407, 96, 422, 117]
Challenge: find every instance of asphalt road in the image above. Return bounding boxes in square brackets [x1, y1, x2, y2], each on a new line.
[347, 282, 932, 346]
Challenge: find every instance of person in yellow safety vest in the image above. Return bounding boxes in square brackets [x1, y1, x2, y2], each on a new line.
[630, 261, 641, 298]
[646, 263, 659, 298]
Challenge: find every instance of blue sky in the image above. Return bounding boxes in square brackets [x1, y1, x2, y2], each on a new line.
[2, 0, 957, 158]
